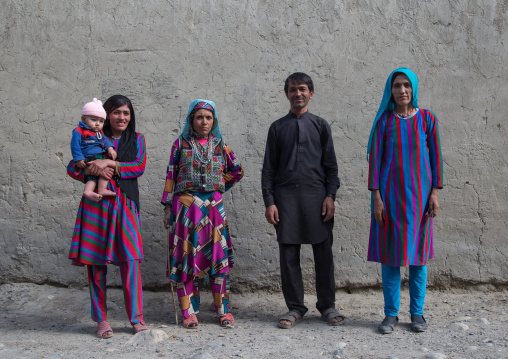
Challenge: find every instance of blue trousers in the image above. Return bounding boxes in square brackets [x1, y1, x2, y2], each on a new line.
[381, 264, 427, 316]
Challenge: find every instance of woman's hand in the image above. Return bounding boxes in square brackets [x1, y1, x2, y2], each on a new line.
[164, 213, 171, 229]
[87, 159, 116, 176]
[101, 167, 115, 180]
[372, 190, 385, 227]
[426, 188, 440, 217]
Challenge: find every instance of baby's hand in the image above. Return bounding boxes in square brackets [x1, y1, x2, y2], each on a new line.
[76, 160, 86, 169]
[108, 148, 117, 160]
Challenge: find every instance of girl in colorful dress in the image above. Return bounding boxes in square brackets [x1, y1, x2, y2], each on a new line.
[162, 99, 244, 329]
[67, 95, 148, 338]
[367, 68, 443, 334]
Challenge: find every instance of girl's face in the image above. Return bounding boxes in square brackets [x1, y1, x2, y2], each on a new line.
[191, 109, 214, 136]
[108, 105, 131, 137]
[82, 116, 105, 132]
[391, 74, 413, 107]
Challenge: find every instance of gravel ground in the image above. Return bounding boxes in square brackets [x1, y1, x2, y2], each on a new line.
[0, 283, 506, 359]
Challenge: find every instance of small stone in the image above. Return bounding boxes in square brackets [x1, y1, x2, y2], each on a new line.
[478, 318, 490, 325]
[190, 352, 213, 359]
[449, 322, 469, 331]
[455, 316, 472, 321]
[467, 346, 478, 351]
[159, 324, 168, 328]
[424, 353, 447, 359]
[47, 295, 55, 300]
[126, 329, 168, 345]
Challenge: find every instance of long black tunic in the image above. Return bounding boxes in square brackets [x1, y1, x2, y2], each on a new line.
[261, 111, 340, 244]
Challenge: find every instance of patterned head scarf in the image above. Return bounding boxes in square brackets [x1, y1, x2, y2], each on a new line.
[367, 67, 419, 160]
[181, 99, 222, 140]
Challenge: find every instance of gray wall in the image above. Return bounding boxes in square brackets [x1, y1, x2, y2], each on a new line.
[1, 0, 507, 290]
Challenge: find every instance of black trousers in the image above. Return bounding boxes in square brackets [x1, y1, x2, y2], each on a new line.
[279, 238, 336, 316]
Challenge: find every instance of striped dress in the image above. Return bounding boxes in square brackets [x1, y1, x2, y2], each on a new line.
[67, 133, 147, 266]
[368, 109, 443, 266]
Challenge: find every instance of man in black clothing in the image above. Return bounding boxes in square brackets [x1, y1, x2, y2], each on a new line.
[261, 72, 344, 328]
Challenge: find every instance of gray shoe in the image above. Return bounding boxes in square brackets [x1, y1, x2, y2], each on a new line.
[411, 315, 428, 332]
[378, 315, 398, 334]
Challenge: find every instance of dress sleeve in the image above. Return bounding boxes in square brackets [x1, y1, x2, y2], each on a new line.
[119, 133, 146, 179]
[261, 123, 278, 207]
[161, 138, 181, 207]
[425, 110, 444, 189]
[223, 144, 244, 191]
[368, 112, 387, 190]
[67, 160, 85, 183]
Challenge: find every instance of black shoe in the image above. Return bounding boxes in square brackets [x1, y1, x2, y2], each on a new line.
[410, 314, 428, 332]
[378, 315, 398, 334]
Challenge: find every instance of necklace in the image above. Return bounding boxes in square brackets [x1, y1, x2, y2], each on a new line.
[190, 135, 213, 163]
[395, 107, 416, 118]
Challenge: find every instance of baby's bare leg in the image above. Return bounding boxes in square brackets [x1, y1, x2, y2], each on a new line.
[97, 176, 116, 197]
[83, 180, 102, 202]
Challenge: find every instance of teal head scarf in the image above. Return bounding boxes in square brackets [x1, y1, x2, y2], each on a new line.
[366, 67, 419, 160]
[181, 99, 223, 140]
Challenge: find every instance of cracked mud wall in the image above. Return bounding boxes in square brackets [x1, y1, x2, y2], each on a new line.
[0, 0, 506, 290]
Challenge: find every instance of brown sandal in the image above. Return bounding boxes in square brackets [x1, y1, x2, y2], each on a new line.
[97, 321, 113, 339]
[183, 315, 199, 329]
[219, 312, 235, 327]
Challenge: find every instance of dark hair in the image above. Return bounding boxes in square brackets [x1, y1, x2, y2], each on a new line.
[101, 94, 140, 209]
[189, 108, 217, 133]
[284, 72, 314, 94]
[103, 94, 136, 136]
[391, 72, 411, 87]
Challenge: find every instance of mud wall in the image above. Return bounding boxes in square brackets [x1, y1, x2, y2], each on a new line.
[0, 0, 506, 290]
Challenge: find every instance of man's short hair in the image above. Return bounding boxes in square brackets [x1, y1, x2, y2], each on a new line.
[284, 72, 314, 94]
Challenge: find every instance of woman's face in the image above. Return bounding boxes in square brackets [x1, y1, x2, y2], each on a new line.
[191, 109, 214, 136]
[391, 74, 413, 107]
[108, 105, 131, 137]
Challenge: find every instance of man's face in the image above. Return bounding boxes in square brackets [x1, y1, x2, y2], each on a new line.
[286, 80, 314, 112]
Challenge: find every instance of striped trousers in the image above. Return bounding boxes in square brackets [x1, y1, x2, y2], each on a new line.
[87, 260, 144, 324]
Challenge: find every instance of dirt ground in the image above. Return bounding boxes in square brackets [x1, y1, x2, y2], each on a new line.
[0, 283, 506, 359]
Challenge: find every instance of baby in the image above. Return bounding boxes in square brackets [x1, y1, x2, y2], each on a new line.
[71, 98, 117, 202]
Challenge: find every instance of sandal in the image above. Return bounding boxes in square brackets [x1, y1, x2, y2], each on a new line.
[183, 315, 199, 329]
[219, 312, 235, 327]
[321, 308, 346, 326]
[278, 310, 303, 329]
[97, 321, 114, 339]
[132, 320, 149, 334]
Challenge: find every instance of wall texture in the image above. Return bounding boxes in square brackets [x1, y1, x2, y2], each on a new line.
[1, 0, 507, 290]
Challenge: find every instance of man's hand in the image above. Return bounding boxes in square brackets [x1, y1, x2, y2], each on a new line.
[321, 196, 335, 222]
[265, 205, 279, 224]
[426, 188, 439, 217]
[372, 190, 385, 227]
